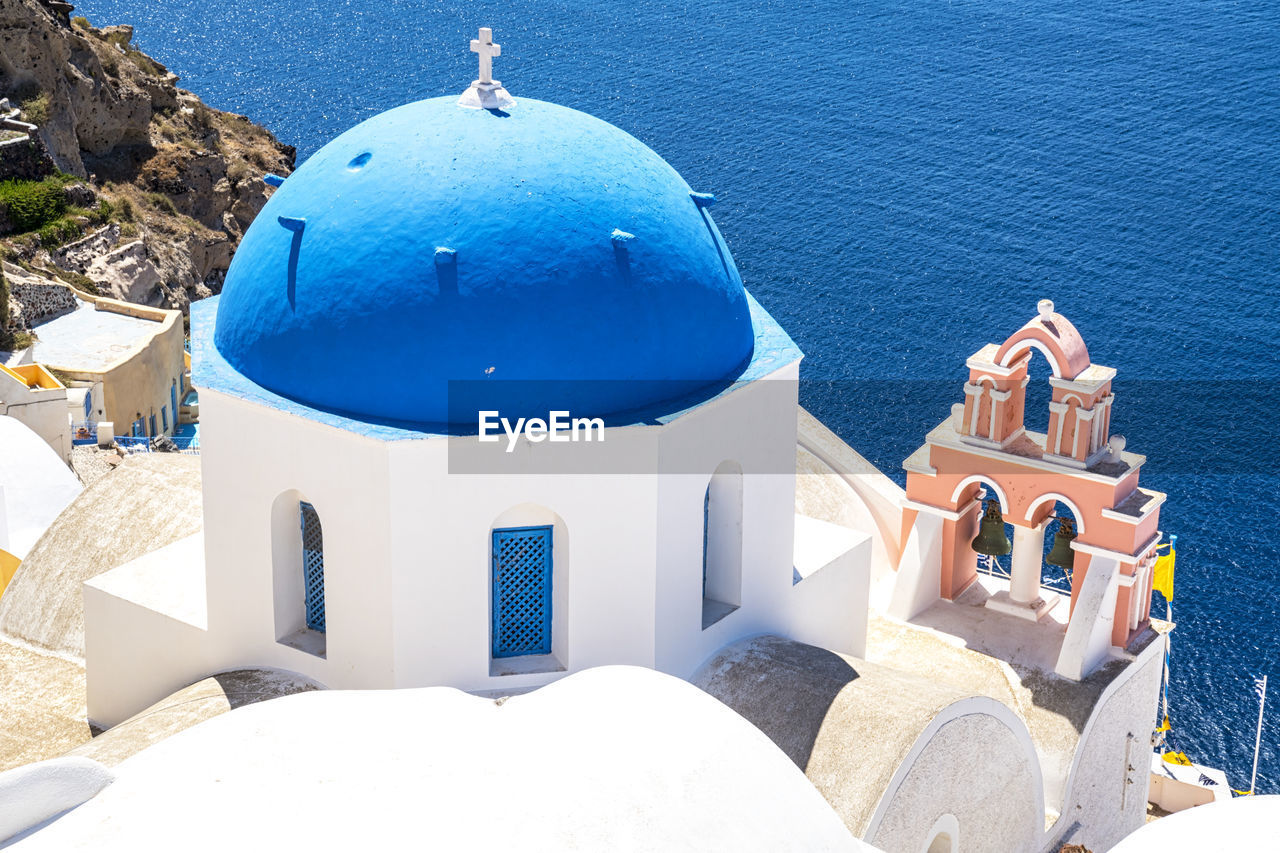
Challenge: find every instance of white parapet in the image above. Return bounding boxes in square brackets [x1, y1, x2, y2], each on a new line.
[0, 756, 114, 845]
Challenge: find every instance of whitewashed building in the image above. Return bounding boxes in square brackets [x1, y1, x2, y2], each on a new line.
[83, 57, 868, 727]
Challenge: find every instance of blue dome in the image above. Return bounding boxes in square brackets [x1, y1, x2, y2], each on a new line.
[214, 96, 755, 425]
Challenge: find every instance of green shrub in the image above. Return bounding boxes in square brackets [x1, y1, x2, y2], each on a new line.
[116, 197, 135, 222]
[0, 328, 33, 351]
[44, 265, 98, 295]
[191, 102, 214, 131]
[88, 199, 114, 224]
[71, 16, 90, 30]
[0, 264, 7, 323]
[0, 177, 68, 233]
[37, 217, 83, 249]
[126, 48, 165, 78]
[20, 92, 49, 126]
[145, 192, 176, 215]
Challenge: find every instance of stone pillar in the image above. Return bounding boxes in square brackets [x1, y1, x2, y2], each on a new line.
[1009, 521, 1047, 605]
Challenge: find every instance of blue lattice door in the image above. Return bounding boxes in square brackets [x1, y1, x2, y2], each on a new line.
[299, 501, 325, 633]
[492, 526, 553, 658]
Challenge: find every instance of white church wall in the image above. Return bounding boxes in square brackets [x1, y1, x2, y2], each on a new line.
[88, 357, 830, 719]
[199, 388, 397, 690]
[385, 426, 662, 694]
[655, 364, 803, 678]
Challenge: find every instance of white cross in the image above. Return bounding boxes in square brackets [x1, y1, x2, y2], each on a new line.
[470, 28, 501, 84]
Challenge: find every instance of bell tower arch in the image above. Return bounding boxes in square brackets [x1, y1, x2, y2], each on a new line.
[895, 301, 1166, 681]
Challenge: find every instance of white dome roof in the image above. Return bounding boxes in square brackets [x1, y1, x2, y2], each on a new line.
[12, 667, 873, 851]
[1111, 794, 1280, 852]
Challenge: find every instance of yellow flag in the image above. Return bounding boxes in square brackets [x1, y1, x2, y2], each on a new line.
[0, 548, 19, 599]
[1152, 547, 1175, 601]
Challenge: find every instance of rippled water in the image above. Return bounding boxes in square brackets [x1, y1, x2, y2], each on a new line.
[78, 0, 1280, 791]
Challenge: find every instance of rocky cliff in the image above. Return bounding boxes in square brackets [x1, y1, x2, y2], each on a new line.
[0, 0, 293, 316]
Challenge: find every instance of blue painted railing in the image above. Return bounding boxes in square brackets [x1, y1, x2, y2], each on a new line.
[115, 435, 200, 455]
[71, 421, 97, 446]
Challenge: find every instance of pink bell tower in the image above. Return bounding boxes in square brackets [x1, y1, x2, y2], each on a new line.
[895, 301, 1167, 680]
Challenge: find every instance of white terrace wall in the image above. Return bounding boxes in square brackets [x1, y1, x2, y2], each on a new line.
[3, 269, 76, 329]
[1049, 636, 1166, 851]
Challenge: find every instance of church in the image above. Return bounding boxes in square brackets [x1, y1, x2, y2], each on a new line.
[4, 30, 1172, 853]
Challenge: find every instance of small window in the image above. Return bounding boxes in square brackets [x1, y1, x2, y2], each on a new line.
[300, 501, 325, 633]
[702, 461, 743, 629]
[161, 406, 168, 431]
[273, 493, 326, 657]
[492, 525, 552, 658]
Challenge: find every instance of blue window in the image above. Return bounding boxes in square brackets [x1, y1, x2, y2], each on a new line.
[82, 390, 92, 419]
[132, 420, 144, 438]
[300, 502, 325, 633]
[492, 525, 552, 658]
[170, 382, 178, 424]
[149, 414, 156, 436]
[161, 406, 168, 431]
[702, 485, 710, 589]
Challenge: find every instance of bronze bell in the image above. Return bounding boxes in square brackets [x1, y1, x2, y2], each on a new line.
[971, 500, 1012, 556]
[1046, 517, 1077, 569]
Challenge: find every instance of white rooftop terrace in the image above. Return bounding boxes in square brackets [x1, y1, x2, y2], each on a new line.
[31, 302, 162, 372]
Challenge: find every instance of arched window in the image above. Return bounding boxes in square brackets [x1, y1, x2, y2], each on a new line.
[702, 461, 743, 629]
[273, 492, 326, 657]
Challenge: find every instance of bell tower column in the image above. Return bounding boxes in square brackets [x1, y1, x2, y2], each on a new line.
[987, 517, 1061, 621]
[1009, 521, 1047, 605]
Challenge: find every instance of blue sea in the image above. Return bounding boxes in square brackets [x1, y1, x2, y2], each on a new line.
[77, 0, 1279, 791]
